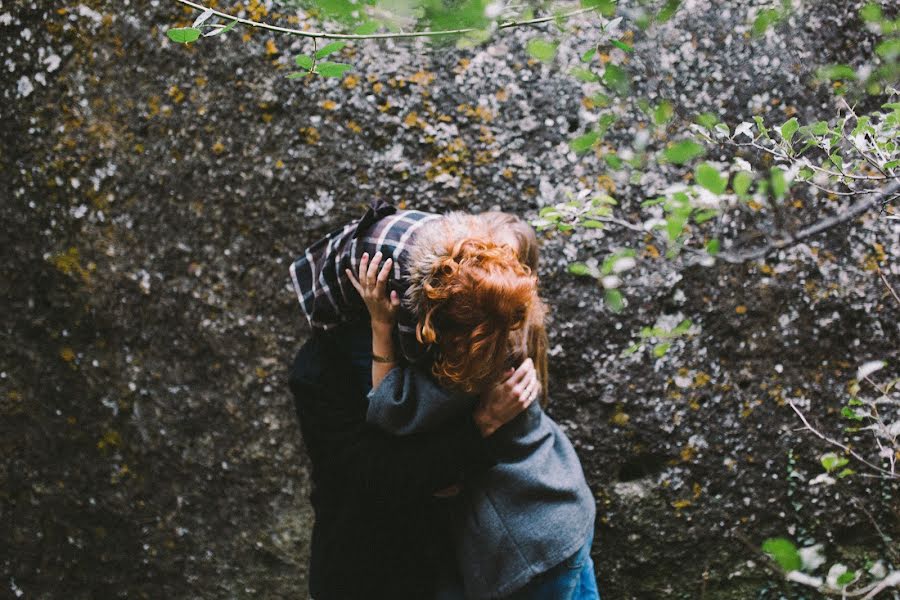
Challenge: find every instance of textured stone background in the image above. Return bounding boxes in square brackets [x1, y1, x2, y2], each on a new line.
[2, 0, 898, 598]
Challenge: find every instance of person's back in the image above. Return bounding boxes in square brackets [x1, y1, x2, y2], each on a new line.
[368, 366, 595, 599]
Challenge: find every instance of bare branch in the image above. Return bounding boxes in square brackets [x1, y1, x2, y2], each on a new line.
[174, 0, 595, 40]
[713, 179, 900, 264]
[787, 400, 897, 479]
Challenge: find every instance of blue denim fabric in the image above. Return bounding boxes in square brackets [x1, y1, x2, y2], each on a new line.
[503, 535, 600, 600]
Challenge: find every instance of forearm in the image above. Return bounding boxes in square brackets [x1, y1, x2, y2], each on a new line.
[370, 321, 397, 389]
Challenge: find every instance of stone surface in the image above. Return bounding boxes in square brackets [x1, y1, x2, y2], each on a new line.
[2, 0, 898, 598]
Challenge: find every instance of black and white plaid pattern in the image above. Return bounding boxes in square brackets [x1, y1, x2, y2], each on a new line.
[290, 203, 441, 362]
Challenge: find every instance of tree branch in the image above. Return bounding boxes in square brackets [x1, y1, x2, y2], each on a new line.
[713, 179, 900, 264]
[174, 0, 596, 40]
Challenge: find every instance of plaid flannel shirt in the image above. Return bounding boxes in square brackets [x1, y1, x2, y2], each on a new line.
[290, 201, 442, 364]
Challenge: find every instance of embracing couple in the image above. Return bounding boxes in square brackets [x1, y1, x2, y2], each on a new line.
[288, 201, 599, 600]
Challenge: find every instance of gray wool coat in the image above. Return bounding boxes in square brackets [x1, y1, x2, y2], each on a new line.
[367, 367, 596, 600]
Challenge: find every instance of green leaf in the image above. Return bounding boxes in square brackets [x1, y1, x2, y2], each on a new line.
[286, 71, 310, 79]
[696, 113, 718, 130]
[611, 39, 634, 53]
[580, 47, 597, 63]
[841, 406, 863, 421]
[353, 21, 379, 35]
[810, 121, 829, 136]
[875, 39, 900, 60]
[820, 452, 849, 472]
[664, 140, 705, 164]
[581, 220, 606, 229]
[295, 54, 314, 70]
[752, 8, 782, 36]
[568, 262, 593, 277]
[817, 64, 857, 80]
[605, 289, 624, 312]
[837, 571, 856, 586]
[770, 167, 787, 199]
[315, 41, 347, 59]
[569, 67, 599, 82]
[696, 163, 726, 194]
[666, 213, 688, 241]
[570, 131, 599, 154]
[837, 468, 855, 478]
[694, 209, 718, 224]
[654, 100, 674, 126]
[860, 3, 882, 22]
[316, 62, 353, 78]
[652, 342, 671, 357]
[167, 27, 202, 44]
[753, 115, 770, 139]
[656, 0, 681, 22]
[762, 538, 801, 572]
[706, 239, 720, 255]
[733, 171, 752, 197]
[527, 38, 558, 62]
[602, 64, 630, 95]
[780, 117, 799, 144]
[219, 19, 239, 35]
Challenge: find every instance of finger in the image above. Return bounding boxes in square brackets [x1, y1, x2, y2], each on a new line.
[517, 370, 537, 400]
[358, 252, 370, 286]
[345, 268, 363, 294]
[390, 290, 401, 307]
[507, 357, 534, 387]
[367, 251, 383, 284]
[376, 258, 392, 297]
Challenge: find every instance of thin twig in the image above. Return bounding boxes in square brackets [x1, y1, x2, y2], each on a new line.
[174, 0, 595, 40]
[788, 401, 896, 479]
[877, 267, 900, 307]
[713, 179, 900, 264]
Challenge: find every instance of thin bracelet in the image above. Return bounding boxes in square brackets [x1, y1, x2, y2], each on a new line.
[372, 352, 396, 363]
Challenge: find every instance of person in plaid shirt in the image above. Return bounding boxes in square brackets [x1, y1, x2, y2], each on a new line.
[290, 200, 544, 396]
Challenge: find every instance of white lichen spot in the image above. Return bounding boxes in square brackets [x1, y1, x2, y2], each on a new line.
[17, 76, 33, 97]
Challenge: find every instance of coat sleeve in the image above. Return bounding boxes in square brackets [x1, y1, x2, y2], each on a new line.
[366, 366, 475, 435]
[289, 334, 493, 505]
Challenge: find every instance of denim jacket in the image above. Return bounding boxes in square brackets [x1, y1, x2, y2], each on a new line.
[367, 368, 596, 599]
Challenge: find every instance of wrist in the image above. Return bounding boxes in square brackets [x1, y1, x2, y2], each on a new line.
[472, 405, 499, 438]
[371, 319, 394, 334]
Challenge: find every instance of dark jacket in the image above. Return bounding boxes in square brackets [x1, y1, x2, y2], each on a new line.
[368, 367, 596, 599]
[288, 330, 494, 600]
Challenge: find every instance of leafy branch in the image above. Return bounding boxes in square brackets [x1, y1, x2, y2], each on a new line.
[169, 0, 597, 43]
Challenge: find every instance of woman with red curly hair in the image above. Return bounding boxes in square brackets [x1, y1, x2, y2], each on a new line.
[291, 201, 598, 600]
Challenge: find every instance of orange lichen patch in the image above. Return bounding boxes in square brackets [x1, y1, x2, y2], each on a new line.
[611, 412, 630, 427]
[167, 85, 185, 104]
[680, 445, 696, 462]
[376, 101, 392, 113]
[478, 126, 495, 145]
[456, 103, 494, 122]
[275, 159, 284, 169]
[644, 244, 660, 259]
[265, 39, 278, 55]
[320, 99, 337, 111]
[243, 0, 268, 20]
[299, 127, 320, 144]
[403, 111, 426, 129]
[342, 74, 359, 89]
[474, 149, 496, 165]
[407, 70, 435, 86]
[692, 482, 702, 499]
[212, 140, 225, 154]
[495, 87, 509, 102]
[346, 120, 362, 133]
[372, 82, 384, 94]
[791, 198, 804, 209]
[454, 58, 470, 74]
[672, 498, 692, 510]
[60, 347, 76, 362]
[242, 31, 252, 42]
[693, 372, 711, 387]
[97, 429, 122, 450]
[581, 96, 596, 110]
[51, 247, 90, 283]
[437, 114, 453, 123]
[502, 168, 514, 179]
[261, 113, 273, 123]
[387, 77, 406, 89]
[255, 366, 268, 379]
[596, 175, 615, 193]
[735, 305, 747, 314]
[425, 138, 469, 181]
[598, 52, 611, 64]
[759, 264, 773, 275]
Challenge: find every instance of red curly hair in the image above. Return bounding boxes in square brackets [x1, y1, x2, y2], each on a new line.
[416, 237, 549, 401]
